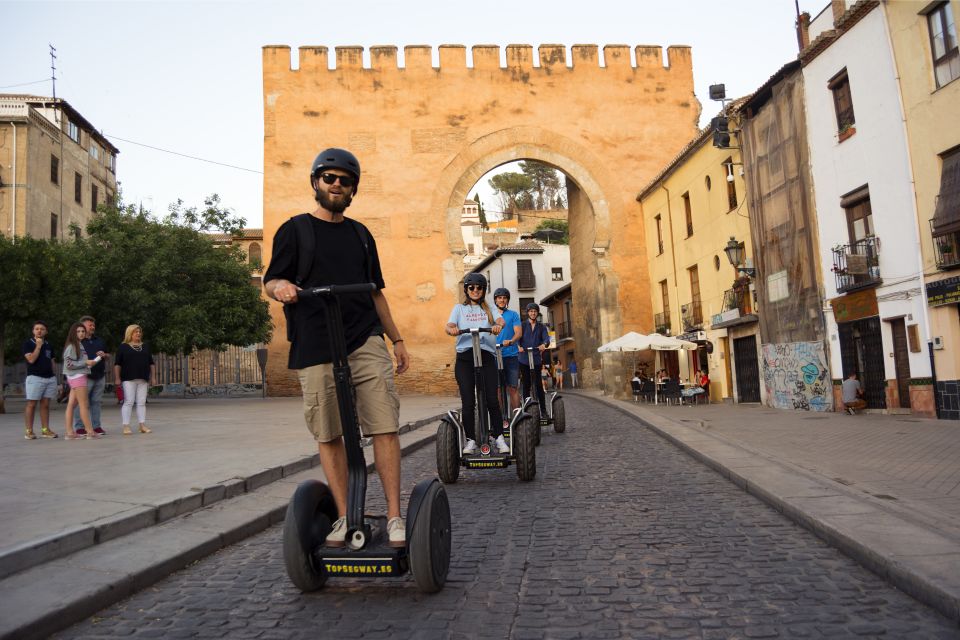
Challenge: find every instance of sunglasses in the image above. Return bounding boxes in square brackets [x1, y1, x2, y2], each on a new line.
[466, 285, 485, 291]
[318, 172, 357, 188]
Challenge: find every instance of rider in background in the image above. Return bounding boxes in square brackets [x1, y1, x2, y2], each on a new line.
[518, 303, 550, 414]
[446, 273, 506, 454]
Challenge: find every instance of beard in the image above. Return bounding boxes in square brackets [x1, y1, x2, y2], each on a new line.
[315, 189, 353, 214]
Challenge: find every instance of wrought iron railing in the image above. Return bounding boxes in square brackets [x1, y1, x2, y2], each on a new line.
[557, 321, 572, 340]
[832, 236, 881, 293]
[930, 221, 960, 270]
[682, 300, 703, 329]
[723, 286, 752, 315]
[654, 312, 671, 335]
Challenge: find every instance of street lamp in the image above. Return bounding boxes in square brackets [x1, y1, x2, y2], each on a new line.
[724, 236, 755, 277]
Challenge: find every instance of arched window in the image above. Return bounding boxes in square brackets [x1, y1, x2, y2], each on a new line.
[248, 242, 262, 266]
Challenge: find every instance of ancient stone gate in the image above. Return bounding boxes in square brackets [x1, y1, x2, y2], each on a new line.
[262, 43, 699, 395]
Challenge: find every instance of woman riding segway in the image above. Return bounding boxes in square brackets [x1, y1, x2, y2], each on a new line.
[445, 273, 508, 455]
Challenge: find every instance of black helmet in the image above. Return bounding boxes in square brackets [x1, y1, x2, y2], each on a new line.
[525, 302, 540, 314]
[463, 273, 487, 294]
[310, 148, 361, 190]
[492, 287, 510, 300]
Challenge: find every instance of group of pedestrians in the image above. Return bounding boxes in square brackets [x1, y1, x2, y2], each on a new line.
[23, 316, 156, 441]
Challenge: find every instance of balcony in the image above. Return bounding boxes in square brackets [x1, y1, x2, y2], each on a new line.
[654, 312, 671, 335]
[930, 222, 960, 270]
[556, 321, 572, 340]
[711, 285, 759, 329]
[681, 300, 703, 330]
[832, 237, 881, 293]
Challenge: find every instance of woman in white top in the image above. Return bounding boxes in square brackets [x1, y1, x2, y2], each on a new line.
[445, 273, 506, 454]
[62, 322, 101, 440]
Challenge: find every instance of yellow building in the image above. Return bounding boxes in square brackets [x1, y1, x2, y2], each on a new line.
[637, 113, 756, 403]
[886, 0, 960, 420]
[0, 95, 118, 239]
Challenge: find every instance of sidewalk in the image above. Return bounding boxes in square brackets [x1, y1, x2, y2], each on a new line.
[0, 394, 456, 639]
[568, 389, 960, 624]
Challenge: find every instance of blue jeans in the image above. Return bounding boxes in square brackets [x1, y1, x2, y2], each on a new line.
[75, 376, 105, 429]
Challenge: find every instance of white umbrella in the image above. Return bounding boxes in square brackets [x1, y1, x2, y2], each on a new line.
[645, 334, 697, 404]
[596, 331, 654, 353]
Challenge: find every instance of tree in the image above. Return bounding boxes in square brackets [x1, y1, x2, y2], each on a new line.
[488, 172, 533, 214]
[533, 219, 569, 245]
[519, 161, 566, 210]
[82, 196, 271, 355]
[472, 193, 488, 230]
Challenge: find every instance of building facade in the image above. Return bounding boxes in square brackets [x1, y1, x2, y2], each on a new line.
[638, 113, 756, 404]
[540, 282, 575, 385]
[471, 240, 571, 320]
[885, 0, 960, 419]
[0, 95, 118, 240]
[802, 0, 935, 417]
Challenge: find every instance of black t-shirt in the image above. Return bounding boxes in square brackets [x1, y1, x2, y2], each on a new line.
[115, 343, 154, 381]
[263, 215, 385, 369]
[82, 336, 107, 379]
[22, 339, 55, 378]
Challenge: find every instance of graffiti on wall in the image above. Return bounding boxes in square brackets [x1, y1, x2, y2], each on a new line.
[761, 341, 832, 412]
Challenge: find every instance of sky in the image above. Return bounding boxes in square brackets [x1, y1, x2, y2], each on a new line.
[3, 0, 826, 229]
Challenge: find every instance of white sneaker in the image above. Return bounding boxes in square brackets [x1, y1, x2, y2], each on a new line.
[462, 438, 477, 454]
[387, 516, 405, 548]
[495, 435, 510, 454]
[325, 516, 347, 547]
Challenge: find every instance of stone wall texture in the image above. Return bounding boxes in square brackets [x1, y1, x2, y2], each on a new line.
[262, 44, 700, 396]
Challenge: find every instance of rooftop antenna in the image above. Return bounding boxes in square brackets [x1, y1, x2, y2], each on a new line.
[49, 44, 57, 100]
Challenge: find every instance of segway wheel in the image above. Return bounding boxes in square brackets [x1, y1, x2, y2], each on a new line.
[528, 404, 542, 446]
[553, 398, 566, 433]
[436, 418, 460, 484]
[282, 479, 337, 592]
[515, 417, 537, 481]
[408, 480, 452, 593]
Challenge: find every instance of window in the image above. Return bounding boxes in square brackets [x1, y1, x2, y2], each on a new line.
[50, 155, 59, 184]
[682, 192, 693, 237]
[842, 187, 873, 243]
[655, 214, 664, 255]
[724, 157, 738, 210]
[767, 270, 790, 302]
[516, 259, 536, 290]
[660, 280, 670, 321]
[67, 121, 80, 144]
[74, 173, 82, 204]
[91, 184, 98, 212]
[704, 175, 712, 191]
[248, 242, 262, 266]
[467, 243, 474, 254]
[50, 213, 58, 239]
[552, 267, 563, 281]
[108, 153, 116, 173]
[829, 69, 856, 134]
[688, 266, 702, 324]
[928, 2, 960, 88]
[519, 297, 534, 312]
[89, 144, 99, 161]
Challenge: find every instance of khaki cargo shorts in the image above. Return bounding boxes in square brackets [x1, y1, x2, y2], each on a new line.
[297, 335, 400, 443]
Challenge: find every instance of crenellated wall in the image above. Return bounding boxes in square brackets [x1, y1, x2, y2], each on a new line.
[262, 43, 700, 396]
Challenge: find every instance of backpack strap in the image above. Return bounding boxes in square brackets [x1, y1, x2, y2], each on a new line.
[290, 213, 315, 287]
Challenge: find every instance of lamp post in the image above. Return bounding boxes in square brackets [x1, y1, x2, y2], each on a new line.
[724, 236, 755, 277]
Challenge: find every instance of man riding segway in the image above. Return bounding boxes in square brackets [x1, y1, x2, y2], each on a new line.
[518, 303, 550, 417]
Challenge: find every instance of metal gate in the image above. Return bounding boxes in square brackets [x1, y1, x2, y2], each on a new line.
[733, 335, 761, 403]
[838, 316, 886, 409]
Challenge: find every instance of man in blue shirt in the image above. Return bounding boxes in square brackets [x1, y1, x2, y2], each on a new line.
[518, 303, 551, 413]
[74, 315, 109, 436]
[22, 321, 59, 439]
[493, 287, 523, 424]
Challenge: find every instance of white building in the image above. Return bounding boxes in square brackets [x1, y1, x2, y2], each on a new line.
[802, 0, 931, 412]
[470, 239, 571, 319]
[460, 199, 486, 268]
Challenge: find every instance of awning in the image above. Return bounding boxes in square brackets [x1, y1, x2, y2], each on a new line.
[932, 151, 960, 236]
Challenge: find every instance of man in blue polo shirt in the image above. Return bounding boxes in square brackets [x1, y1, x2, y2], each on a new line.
[74, 315, 109, 437]
[493, 287, 522, 425]
[22, 321, 59, 439]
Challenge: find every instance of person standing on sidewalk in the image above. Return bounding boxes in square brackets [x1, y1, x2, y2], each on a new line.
[73, 316, 109, 437]
[22, 321, 59, 439]
[493, 287, 522, 426]
[114, 325, 155, 435]
[568, 359, 578, 388]
[63, 322, 101, 440]
[842, 372, 867, 415]
[263, 148, 410, 549]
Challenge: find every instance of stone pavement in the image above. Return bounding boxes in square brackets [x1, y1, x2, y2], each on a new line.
[2, 389, 960, 637]
[567, 389, 960, 625]
[0, 394, 456, 640]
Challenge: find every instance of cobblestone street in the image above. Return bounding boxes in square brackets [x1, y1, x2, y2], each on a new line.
[56, 397, 958, 639]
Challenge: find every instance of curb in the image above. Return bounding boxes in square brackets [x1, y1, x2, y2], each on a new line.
[0, 413, 445, 581]
[572, 391, 960, 624]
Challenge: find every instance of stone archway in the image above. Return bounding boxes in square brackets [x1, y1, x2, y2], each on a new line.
[261, 43, 699, 395]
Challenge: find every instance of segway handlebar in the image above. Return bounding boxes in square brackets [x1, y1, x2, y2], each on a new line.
[298, 283, 377, 298]
[457, 327, 494, 335]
